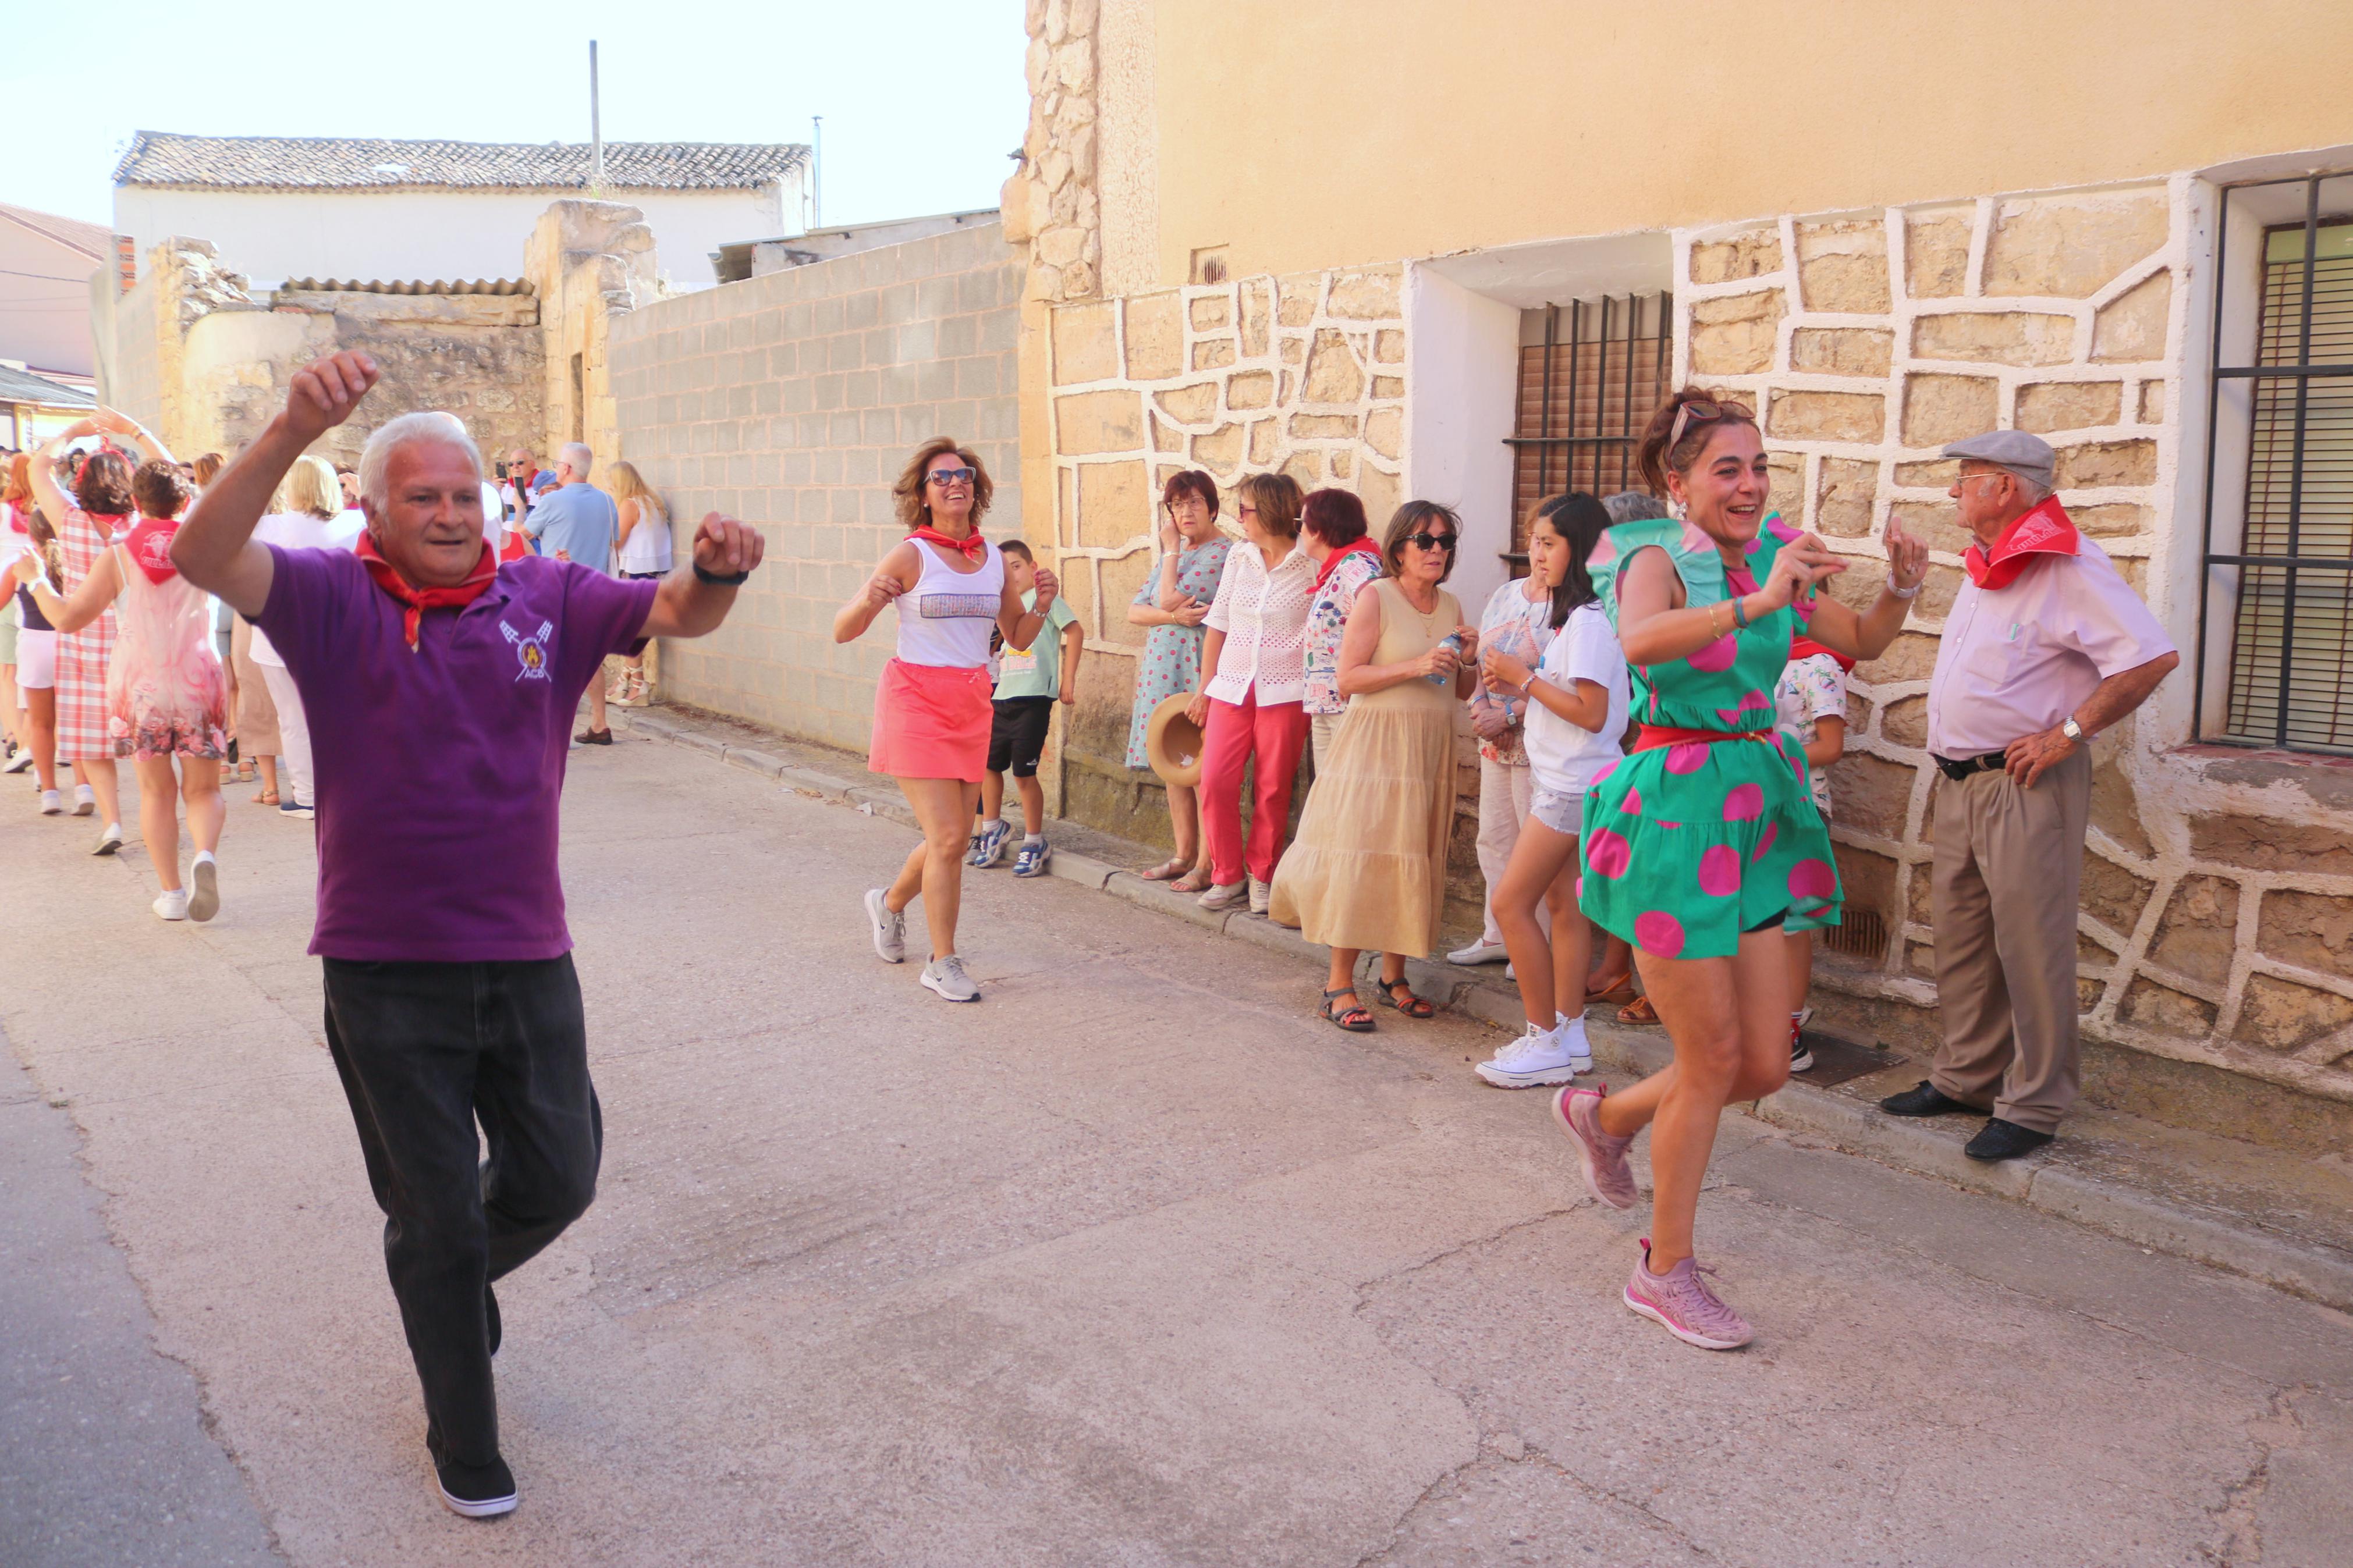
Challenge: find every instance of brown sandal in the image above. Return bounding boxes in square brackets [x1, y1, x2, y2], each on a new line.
[1586, 969, 1637, 1005]
[1376, 977, 1436, 1019]
[1141, 856, 1196, 882]
[1619, 994, 1660, 1026]
[253, 788, 279, 806]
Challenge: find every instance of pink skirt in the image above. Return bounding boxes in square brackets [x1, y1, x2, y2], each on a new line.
[869, 657, 992, 783]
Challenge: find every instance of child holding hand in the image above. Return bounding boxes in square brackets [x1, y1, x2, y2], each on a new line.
[970, 541, 1083, 878]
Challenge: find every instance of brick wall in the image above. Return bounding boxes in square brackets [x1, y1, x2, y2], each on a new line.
[610, 222, 1023, 750]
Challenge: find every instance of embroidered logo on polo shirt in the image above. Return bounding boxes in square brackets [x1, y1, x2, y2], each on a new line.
[500, 618, 555, 681]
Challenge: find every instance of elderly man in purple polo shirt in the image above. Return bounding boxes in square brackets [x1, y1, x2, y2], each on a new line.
[1878, 429, 2177, 1162]
[175, 351, 764, 1520]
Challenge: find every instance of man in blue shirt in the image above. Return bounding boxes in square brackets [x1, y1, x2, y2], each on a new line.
[524, 442, 623, 742]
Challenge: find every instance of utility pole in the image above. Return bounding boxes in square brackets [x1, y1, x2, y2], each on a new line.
[811, 115, 823, 229]
[589, 40, 605, 193]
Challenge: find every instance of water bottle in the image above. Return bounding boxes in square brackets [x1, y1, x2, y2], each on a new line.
[1428, 632, 1462, 685]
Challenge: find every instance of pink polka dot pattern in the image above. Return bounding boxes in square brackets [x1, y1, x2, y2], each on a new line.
[1634, 909, 1685, 957]
[1622, 787, 1642, 816]
[1687, 633, 1738, 673]
[1789, 858, 1837, 901]
[1665, 742, 1709, 775]
[1698, 844, 1741, 897]
[1586, 827, 1632, 879]
[1751, 820, 1779, 864]
[1722, 783, 1763, 821]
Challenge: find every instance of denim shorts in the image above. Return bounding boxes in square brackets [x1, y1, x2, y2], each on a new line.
[1530, 787, 1583, 836]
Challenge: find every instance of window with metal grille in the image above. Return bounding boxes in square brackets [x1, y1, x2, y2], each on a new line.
[2199, 174, 2353, 754]
[1506, 293, 1671, 558]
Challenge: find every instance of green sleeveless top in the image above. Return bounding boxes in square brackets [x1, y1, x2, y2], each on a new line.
[1575, 513, 1844, 959]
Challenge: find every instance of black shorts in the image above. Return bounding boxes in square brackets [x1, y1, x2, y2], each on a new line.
[986, 696, 1056, 778]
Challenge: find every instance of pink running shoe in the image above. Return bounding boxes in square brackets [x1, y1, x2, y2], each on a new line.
[1553, 1085, 1637, 1210]
[1624, 1238, 1754, 1350]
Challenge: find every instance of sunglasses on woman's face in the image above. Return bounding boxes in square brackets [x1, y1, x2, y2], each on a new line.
[1407, 531, 1457, 553]
[928, 467, 975, 488]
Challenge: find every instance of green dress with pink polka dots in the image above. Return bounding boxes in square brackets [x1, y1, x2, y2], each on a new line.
[1576, 514, 1844, 960]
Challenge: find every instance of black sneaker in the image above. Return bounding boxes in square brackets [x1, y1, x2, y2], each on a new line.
[574, 727, 613, 746]
[435, 1452, 519, 1520]
[1878, 1080, 1975, 1118]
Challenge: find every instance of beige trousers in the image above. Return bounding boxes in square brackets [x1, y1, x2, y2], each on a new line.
[1474, 755, 1542, 948]
[1927, 749, 2090, 1133]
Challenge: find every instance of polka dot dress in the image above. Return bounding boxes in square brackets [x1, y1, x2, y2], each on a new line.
[1577, 515, 1843, 961]
[1123, 536, 1233, 769]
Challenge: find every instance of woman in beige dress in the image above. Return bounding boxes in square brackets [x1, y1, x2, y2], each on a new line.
[1270, 502, 1478, 1031]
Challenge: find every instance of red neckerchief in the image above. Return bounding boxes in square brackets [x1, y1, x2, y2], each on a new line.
[908, 526, 985, 562]
[1314, 536, 1380, 591]
[1788, 634, 1856, 674]
[87, 511, 130, 545]
[122, 517, 181, 585]
[353, 532, 498, 650]
[1965, 495, 2079, 592]
[6, 503, 26, 536]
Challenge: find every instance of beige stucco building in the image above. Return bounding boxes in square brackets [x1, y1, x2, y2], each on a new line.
[1000, 0, 2353, 1136]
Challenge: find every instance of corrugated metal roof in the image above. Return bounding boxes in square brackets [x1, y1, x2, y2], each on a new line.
[113, 131, 807, 193]
[279, 278, 533, 296]
[0, 364, 97, 408]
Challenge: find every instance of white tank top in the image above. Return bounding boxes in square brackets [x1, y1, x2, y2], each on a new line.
[895, 537, 1003, 669]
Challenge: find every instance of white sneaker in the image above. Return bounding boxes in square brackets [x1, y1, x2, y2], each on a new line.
[2, 750, 32, 774]
[1447, 938, 1509, 966]
[72, 783, 94, 816]
[920, 954, 980, 1002]
[1552, 1013, 1596, 1073]
[1197, 880, 1247, 911]
[39, 790, 62, 815]
[93, 822, 123, 856]
[152, 888, 190, 922]
[864, 888, 906, 963]
[1247, 876, 1271, 916]
[187, 858, 219, 923]
[1474, 1019, 1592, 1089]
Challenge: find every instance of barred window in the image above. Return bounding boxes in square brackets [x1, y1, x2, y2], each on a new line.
[1507, 293, 1671, 558]
[2201, 174, 2353, 753]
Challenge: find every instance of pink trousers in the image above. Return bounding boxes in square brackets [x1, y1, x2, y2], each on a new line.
[1199, 691, 1309, 887]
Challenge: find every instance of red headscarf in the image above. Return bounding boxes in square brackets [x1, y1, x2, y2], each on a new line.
[1965, 495, 2079, 592]
[354, 532, 498, 649]
[908, 527, 986, 562]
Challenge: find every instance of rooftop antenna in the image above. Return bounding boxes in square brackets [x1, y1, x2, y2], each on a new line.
[588, 40, 605, 193]
[811, 115, 823, 229]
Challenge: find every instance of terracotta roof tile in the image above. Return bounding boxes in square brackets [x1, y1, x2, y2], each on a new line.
[113, 132, 807, 193]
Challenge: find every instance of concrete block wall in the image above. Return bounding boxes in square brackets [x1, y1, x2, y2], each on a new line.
[610, 222, 1023, 750]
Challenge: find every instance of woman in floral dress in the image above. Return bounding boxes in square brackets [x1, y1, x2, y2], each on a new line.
[18, 460, 228, 923]
[1124, 470, 1231, 891]
[1553, 389, 1927, 1352]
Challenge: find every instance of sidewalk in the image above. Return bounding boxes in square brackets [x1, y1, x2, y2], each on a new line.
[620, 701, 2353, 1314]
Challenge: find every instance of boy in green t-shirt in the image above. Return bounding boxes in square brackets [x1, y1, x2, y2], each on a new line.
[971, 541, 1084, 876]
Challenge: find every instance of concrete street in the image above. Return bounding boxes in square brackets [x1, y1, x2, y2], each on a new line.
[3, 733, 2350, 1567]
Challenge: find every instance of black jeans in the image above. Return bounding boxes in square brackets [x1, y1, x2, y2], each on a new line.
[322, 956, 602, 1466]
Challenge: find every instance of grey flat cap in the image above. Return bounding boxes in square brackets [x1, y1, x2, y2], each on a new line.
[1942, 429, 2056, 488]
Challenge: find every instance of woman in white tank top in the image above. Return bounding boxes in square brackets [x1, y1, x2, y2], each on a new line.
[833, 438, 1060, 1004]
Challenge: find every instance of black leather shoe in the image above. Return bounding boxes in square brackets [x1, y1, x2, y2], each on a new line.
[1879, 1080, 1975, 1118]
[1964, 1117, 2055, 1162]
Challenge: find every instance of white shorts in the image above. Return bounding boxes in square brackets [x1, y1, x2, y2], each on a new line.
[1529, 786, 1583, 837]
[16, 629, 55, 692]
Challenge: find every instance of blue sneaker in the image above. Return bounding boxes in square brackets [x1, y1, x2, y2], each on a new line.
[1012, 837, 1050, 877]
[970, 817, 1012, 868]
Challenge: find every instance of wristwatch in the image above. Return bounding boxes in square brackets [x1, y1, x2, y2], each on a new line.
[2061, 716, 2086, 744]
[693, 562, 752, 586]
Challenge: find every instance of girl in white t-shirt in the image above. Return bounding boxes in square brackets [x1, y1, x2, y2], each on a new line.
[1471, 494, 1630, 1087]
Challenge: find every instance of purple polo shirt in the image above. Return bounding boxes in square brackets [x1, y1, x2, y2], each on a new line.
[256, 546, 660, 962]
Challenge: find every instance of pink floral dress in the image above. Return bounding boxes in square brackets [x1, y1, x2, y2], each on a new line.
[105, 521, 229, 760]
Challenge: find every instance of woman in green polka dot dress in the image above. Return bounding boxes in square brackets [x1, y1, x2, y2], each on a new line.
[1554, 389, 1929, 1350]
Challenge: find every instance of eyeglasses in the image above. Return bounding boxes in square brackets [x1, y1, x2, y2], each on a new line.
[927, 467, 975, 488]
[1406, 531, 1457, 553]
[1954, 471, 2014, 489]
[1666, 397, 1755, 453]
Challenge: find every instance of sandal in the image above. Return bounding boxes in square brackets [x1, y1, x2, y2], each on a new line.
[253, 788, 279, 806]
[1320, 986, 1376, 1033]
[1619, 994, 1660, 1026]
[1171, 869, 1213, 895]
[1375, 977, 1435, 1019]
[1586, 968, 1637, 1005]
[1141, 856, 1196, 883]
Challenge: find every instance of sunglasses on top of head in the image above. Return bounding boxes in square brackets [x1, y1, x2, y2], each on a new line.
[1406, 531, 1457, 553]
[928, 467, 976, 487]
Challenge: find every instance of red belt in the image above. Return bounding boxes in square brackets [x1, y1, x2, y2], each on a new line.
[1631, 724, 1777, 752]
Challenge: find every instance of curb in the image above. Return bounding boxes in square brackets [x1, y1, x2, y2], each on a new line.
[613, 707, 2353, 1312]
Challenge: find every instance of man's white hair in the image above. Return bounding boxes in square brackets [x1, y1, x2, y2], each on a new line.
[358, 412, 482, 508]
[559, 441, 594, 478]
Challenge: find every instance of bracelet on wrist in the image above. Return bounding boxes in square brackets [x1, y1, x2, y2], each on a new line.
[693, 562, 753, 586]
[1731, 593, 1751, 630]
[1887, 578, 1922, 600]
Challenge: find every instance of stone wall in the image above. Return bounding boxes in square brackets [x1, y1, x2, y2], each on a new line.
[527, 201, 662, 470]
[1677, 180, 2353, 1107]
[608, 222, 1023, 749]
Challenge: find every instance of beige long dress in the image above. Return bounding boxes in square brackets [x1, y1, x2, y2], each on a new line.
[1269, 577, 1461, 955]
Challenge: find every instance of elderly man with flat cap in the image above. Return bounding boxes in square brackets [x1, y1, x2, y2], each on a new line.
[1879, 429, 2178, 1160]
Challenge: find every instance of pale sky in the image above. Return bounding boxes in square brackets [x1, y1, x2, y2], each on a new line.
[2, 0, 1030, 232]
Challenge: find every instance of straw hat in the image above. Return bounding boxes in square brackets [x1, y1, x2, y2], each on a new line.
[1144, 692, 1205, 788]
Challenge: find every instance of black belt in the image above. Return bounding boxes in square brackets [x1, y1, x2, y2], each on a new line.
[1933, 751, 2008, 782]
